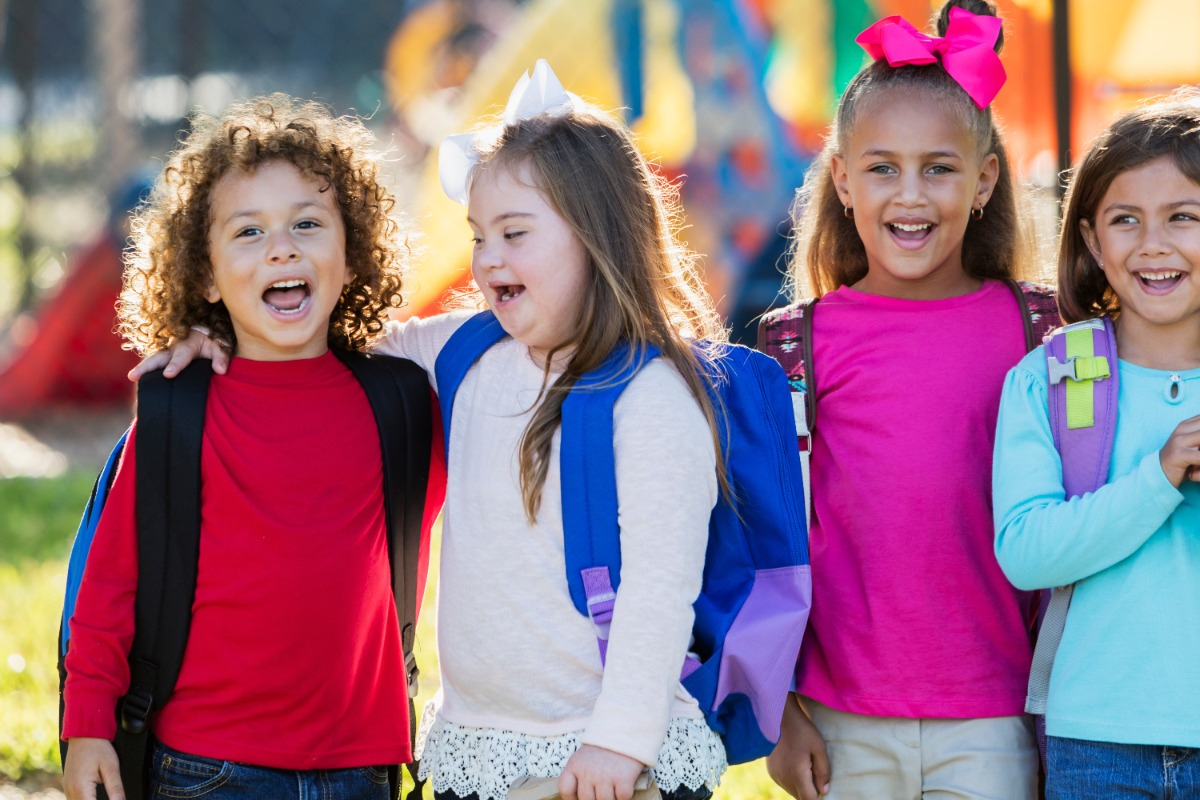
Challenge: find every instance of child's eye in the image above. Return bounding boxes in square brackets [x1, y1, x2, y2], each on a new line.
[1170, 211, 1198, 222]
[235, 226, 263, 238]
[867, 164, 895, 175]
[1109, 214, 1138, 225]
[295, 219, 320, 230]
[504, 230, 526, 240]
[927, 165, 954, 175]
[471, 236, 483, 247]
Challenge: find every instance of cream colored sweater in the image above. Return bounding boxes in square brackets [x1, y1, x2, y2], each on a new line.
[376, 311, 717, 765]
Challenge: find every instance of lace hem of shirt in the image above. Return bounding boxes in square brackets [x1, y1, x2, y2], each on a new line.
[414, 702, 728, 800]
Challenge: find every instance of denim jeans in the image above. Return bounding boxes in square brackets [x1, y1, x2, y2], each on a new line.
[149, 742, 391, 800]
[1046, 736, 1200, 799]
[433, 785, 712, 800]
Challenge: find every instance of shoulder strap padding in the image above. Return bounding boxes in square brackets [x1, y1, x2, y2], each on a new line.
[433, 311, 509, 455]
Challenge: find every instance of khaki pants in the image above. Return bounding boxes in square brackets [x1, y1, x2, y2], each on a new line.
[804, 697, 1038, 800]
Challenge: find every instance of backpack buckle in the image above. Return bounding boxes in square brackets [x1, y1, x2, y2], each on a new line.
[405, 652, 420, 699]
[1047, 355, 1111, 385]
[119, 689, 153, 734]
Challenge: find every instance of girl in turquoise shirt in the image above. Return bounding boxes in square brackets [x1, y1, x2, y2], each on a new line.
[993, 89, 1200, 799]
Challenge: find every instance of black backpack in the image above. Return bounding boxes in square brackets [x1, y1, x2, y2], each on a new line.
[58, 351, 437, 800]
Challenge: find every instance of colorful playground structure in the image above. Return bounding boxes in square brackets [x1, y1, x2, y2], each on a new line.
[2, 0, 1196, 413]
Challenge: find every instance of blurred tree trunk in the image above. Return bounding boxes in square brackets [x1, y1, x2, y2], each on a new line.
[11, 0, 37, 312]
[90, 0, 140, 195]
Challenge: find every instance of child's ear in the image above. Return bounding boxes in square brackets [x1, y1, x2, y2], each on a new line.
[975, 153, 1000, 207]
[1079, 218, 1102, 264]
[831, 154, 852, 208]
[204, 278, 221, 304]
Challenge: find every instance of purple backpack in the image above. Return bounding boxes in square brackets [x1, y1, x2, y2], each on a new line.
[1026, 316, 1119, 716]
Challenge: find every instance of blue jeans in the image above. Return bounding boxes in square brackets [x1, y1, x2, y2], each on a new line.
[149, 742, 391, 800]
[1046, 736, 1200, 799]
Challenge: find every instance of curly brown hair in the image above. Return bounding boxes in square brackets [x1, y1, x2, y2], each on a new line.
[118, 93, 407, 355]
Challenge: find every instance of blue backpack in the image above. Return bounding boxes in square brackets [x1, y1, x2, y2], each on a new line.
[434, 311, 812, 765]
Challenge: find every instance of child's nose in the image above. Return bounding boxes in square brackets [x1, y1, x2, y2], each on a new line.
[473, 240, 501, 270]
[267, 232, 301, 263]
[1139, 221, 1173, 256]
[895, 171, 925, 206]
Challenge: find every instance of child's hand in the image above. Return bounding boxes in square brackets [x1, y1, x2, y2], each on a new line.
[557, 743, 645, 800]
[767, 694, 831, 800]
[64, 737, 125, 800]
[1159, 414, 1200, 488]
[127, 328, 230, 382]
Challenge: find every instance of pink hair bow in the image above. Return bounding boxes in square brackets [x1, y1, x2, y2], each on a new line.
[855, 6, 1006, 109]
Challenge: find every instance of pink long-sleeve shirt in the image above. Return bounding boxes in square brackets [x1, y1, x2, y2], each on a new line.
[797, 281, 1038, 718]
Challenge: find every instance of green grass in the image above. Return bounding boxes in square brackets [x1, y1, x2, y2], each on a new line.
[0, 473, 787, 798]
[0, 471, 96, 781]
[0, 474, 97, 563]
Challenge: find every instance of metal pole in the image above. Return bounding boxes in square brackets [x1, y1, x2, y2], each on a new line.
[1052, 0, 1071, 198]
[90, 0, 141, 195]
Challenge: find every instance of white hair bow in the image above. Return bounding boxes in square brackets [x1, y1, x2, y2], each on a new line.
[438, 59, 580, 205]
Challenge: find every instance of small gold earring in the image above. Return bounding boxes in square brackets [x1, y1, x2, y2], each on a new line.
[970, 206, 984, 221]
[843, 205, 854, 220]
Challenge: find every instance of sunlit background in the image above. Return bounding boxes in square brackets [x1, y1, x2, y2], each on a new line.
[0, 0, 1196, 793]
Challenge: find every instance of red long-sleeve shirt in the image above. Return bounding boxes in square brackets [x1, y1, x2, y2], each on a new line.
[63, 352, 444, 768]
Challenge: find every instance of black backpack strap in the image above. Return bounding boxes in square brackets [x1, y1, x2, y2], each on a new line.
[115, 360, 211, 800]
[336, 349, 433, 800]
[799, 298, 817, 433]
[1003, 278, 1038, 353]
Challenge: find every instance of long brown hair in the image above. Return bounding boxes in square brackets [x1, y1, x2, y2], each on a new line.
[119, 93, 407, 355]
[467, 104, 729, 521]
[787, 0, 1028, 299]
[1058, 87, 1200, 322]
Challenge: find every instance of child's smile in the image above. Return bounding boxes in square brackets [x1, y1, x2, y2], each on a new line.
[832, 91, 998, 299]
[262, 278, 312, 314]
[205, 161, 351, 361]
[467, 161, 590, 366]
[1080, 156, 1200, 346]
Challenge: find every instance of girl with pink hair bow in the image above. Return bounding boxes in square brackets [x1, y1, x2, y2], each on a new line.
[756, 1, 1058, 798]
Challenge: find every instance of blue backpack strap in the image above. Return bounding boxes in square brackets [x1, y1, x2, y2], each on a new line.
[60, 429, 130, 656]
[559, 343, 658, 627]
[1026, 316, 1118, 716]
[433, 311, 509, 455]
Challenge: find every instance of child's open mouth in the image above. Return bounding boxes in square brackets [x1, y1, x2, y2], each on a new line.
[496, 284, 525, 303]
[263, 279, 311, 314]
[887, 222, 934, 242]
[1137, 270, 1184, 294]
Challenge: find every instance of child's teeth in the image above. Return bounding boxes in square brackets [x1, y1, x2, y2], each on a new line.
[1142, 271, 1180, 281]
[893, 223, 930, 232]
[270, 279, 306, 289]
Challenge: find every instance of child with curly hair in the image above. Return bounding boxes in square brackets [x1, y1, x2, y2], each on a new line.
[62, 94, 444, 800]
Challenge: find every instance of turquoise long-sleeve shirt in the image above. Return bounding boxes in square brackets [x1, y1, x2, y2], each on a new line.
[993, 346, 1200, 747]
